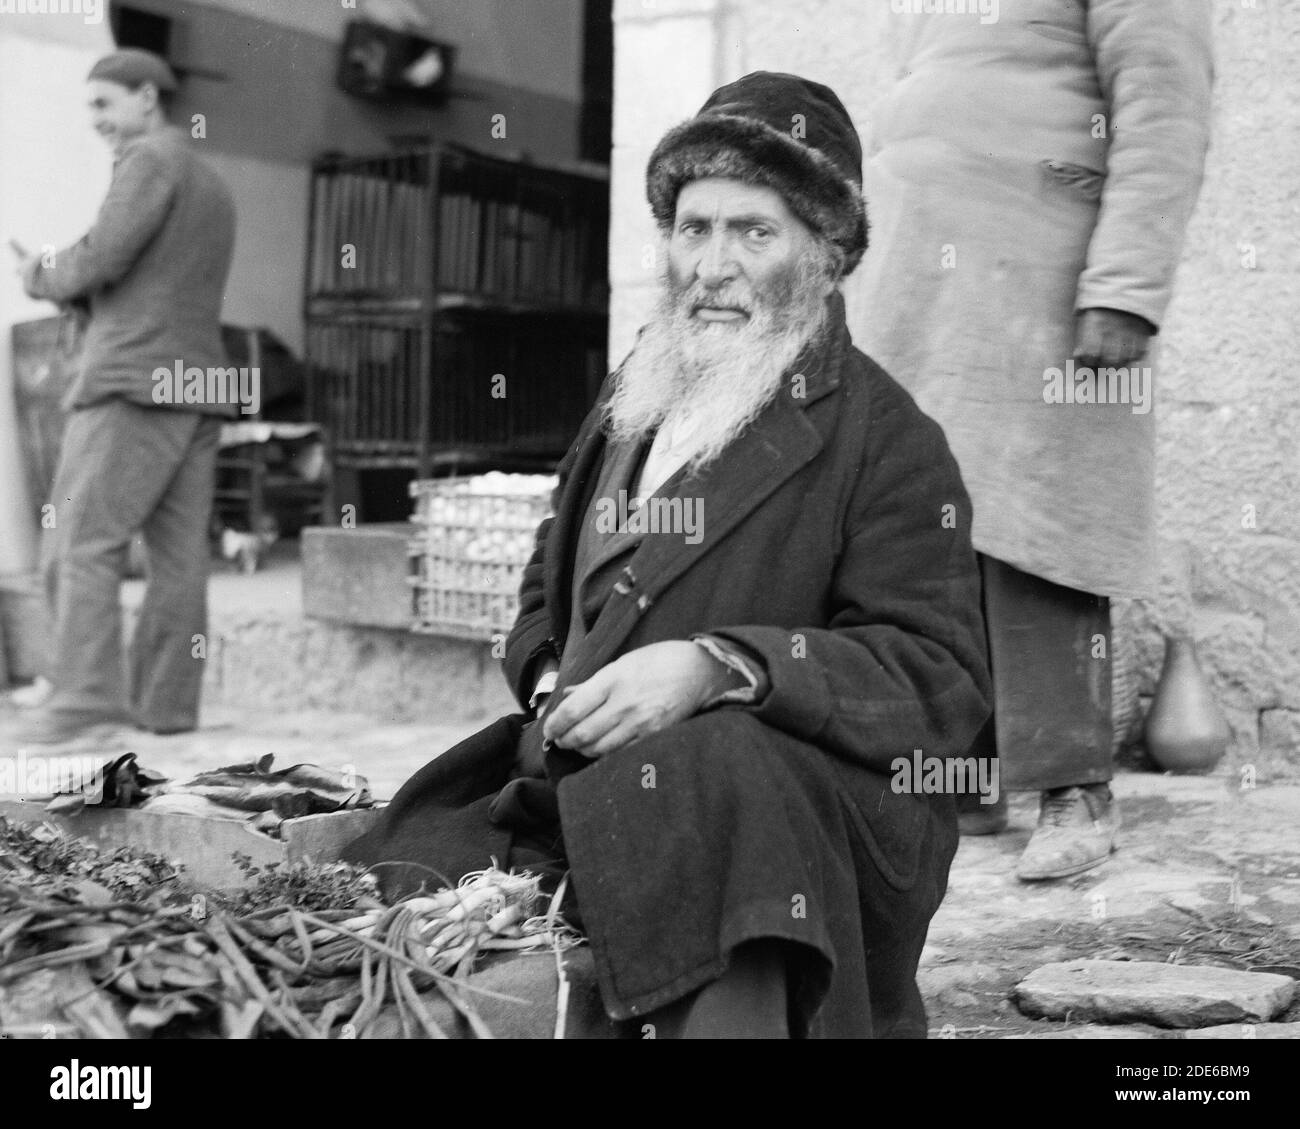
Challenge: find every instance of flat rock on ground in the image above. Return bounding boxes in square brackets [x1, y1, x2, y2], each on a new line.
[1184, 1021, 1300, 1039]
[1014, 959, 1297, 1028]
[1003, 1024, 1162, 1039]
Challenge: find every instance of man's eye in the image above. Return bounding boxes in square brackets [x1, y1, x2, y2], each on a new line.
[679, 222, 706, 237]
[746, 227, 773, 242]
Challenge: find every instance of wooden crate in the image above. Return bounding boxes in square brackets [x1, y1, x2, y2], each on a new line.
[407, 475, 553, 639]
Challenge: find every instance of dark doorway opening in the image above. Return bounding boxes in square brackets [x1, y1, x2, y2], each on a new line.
[109, 3, 172, 56]
[581, 0, 614, 165]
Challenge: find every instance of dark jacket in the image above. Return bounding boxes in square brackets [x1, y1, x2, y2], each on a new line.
[505, 296, 991, 779]
[25, 126, 237, 416]
[349, 295, 991, 1035]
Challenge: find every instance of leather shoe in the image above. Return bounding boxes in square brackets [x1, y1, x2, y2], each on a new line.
[1016, 783, 1119, 881]
[12, 708, 131, 747]
[956, 788, 1008, 836]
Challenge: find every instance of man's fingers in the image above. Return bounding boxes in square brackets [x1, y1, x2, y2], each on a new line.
[580, 717, 645, 760]
[542, 677, 610, 744]
[553, 700, 626, 757]
[1075, 340, 1145, 370]
[1076, 310, 1151, 371]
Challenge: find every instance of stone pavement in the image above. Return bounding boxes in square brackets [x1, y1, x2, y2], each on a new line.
[1, 541, 1296, 1038]
[920, 773, 1300, 1037]
[5, 692, 1296, 1037]
[0, 700, 485, 804]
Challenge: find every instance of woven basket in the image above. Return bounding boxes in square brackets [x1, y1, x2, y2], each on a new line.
[1111, 620, 1141, 752]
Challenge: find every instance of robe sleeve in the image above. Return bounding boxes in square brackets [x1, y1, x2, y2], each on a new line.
[706, 400, 991, 774]
[1075, 0, 1213, 329]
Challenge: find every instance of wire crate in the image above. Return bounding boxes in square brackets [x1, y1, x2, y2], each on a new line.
[408, 474, 556, 639]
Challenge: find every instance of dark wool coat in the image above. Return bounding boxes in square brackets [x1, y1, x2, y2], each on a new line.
[345, 295, 991, 1037]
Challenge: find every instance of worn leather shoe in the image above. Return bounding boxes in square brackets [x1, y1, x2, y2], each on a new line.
[12, 709, 130, 748]
[1016, 783, 1119, 881]
[956, 788, 1008, 836]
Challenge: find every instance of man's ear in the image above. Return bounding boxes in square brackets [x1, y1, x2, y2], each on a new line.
[137, 81, 161, 113]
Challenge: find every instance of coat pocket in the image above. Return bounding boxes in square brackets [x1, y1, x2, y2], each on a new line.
[830, 758, 930, 893]
[1019, 2, 1092, 46]
[1040, 158, 1106, 202]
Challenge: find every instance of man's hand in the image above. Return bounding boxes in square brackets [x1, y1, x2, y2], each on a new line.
[540, 640, 737, 759]
[1073, 307, 1154, 369]
[17, 256, 41, 296]
[9, 240, 38, 292]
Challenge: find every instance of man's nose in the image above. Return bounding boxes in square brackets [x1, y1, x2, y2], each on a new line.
[695, 231, 738, 286]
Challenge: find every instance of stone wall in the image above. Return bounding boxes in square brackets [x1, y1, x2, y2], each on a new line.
[610, 0, 1300, 773]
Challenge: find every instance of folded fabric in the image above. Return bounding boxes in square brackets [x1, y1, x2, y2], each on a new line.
[156, 754, 372, 820]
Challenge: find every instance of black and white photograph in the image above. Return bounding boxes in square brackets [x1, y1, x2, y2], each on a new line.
[0, 0, 1294, 1095]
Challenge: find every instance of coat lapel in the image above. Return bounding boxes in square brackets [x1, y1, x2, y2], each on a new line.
[543, 395, 612, 636]
[555, 302, 850, 682]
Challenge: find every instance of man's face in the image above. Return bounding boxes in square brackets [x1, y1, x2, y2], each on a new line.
[87, 79, 155, 153]
[602, 175, 837, 471]
[666, 177, 820, 331]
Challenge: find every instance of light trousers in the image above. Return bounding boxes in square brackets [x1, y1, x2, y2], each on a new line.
[41, 399, 220, 731]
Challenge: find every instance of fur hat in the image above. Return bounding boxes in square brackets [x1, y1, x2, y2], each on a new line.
[646, 71, 868, 275]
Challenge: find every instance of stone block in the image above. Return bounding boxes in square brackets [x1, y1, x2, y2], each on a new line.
[205, 616, 516, 725]
[1003, 1024, 1163, 1040]
[1014, 959, 1296, 1028]
[301, 523, 414, 630]
[612, 11, 717, 149]
[0, 800, 382, 891]
[1184, 1021, 1300, 1040]
[1260, 709, 1300, 772]
[919, 961, 1004, 1013]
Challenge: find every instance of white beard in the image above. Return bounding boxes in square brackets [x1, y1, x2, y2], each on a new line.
[603, 243, 836, 475]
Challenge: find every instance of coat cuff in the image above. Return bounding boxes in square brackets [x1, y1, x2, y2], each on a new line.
[691, 634, 770, 707]
[528, 665, 559, 711]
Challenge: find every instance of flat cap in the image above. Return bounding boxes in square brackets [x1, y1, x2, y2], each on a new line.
[87, 48, 177, 93]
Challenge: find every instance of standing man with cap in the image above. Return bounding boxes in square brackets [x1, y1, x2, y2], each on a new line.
[15, 48, 237, 744]
[345, 71, 991, 1038]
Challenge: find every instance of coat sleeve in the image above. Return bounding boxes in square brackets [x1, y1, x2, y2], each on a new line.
[1075, 0, 1213, 328]
[503, 492, 563, 711]
[25, 140, 177, 304]
[707, 397, 991, 774]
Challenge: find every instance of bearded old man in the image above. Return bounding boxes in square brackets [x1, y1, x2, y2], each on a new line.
[345, 71, 991, 1038]
[852, 0, 1214, 878]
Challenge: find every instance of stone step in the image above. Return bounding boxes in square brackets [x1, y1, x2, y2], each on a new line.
[200, 611, 515, 725]
[127, 533, 517, 727]
[302, 523, 414, 631]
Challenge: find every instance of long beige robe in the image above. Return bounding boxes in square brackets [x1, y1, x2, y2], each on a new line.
[850, 0, 1213, 597]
